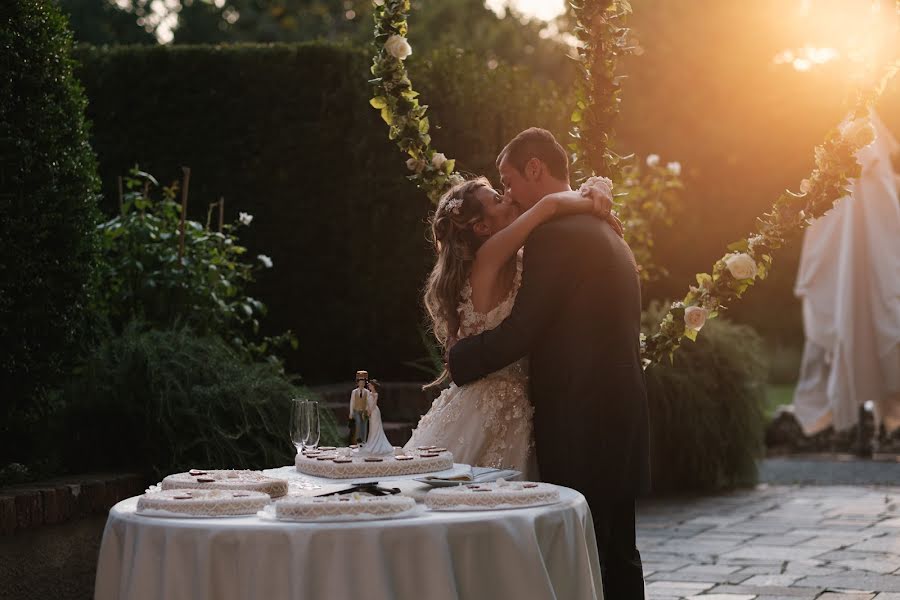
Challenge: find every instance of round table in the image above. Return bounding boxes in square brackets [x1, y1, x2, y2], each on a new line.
[94, 483, 603, 600]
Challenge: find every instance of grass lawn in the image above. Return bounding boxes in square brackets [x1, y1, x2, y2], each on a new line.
[765, 383, 796, 419]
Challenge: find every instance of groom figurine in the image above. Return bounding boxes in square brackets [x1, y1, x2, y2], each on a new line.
[449, 128, 650, 599]
[349, 370, 370, 445]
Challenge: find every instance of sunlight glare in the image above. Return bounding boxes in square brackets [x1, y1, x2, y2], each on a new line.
[485, 0, 566, 21]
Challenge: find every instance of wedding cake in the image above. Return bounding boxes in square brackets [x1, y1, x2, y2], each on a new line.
[161, 469, 289, 498]
[424, 479, 560, 511]
[137, 488, 270, 517]
[294, 446, 453, 479]
[274, 492, 417, 521]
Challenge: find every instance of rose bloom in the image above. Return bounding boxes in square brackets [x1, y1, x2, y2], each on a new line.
[406, 157, 425, 173]
[385, 35, 412, 60]
[667, 161, 681, 176]
[432, 153, 447, 169]
[684, 306, 708, 331]
[646, 154, 660, 167]
[724, 253, 758, 280]
[839, 117, 875, 148]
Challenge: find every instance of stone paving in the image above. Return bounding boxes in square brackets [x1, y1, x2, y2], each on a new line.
[637, 485, 900, 600]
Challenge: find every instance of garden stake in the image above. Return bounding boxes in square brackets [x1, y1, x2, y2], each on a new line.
[179, 166, 190, 263]
[117, 176, 123, 215]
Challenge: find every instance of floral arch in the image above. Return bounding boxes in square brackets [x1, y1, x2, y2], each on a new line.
[368, 0, 899, 366]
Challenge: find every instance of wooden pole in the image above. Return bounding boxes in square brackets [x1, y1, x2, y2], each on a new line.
[117, 176, 124, 215]
[178, 167, 191, 263]
[218, 196, 224, 232]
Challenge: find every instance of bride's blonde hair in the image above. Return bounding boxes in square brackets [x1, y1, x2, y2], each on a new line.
[423, 177, 490, 389]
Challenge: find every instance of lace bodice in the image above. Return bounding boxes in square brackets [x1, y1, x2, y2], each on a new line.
[458, 253, 523, 338]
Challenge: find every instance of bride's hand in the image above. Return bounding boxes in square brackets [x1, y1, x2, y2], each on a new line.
[579, 176, 613, 217]
[579, 177, 624, 238]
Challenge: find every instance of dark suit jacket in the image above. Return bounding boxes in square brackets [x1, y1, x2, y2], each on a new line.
[449, 214, 650, 500]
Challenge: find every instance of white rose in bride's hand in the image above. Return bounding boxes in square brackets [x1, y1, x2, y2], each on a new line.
[684, 306, 708, 331]
[385, 35, 412, 60]
[406, 157, 426, 173]
[432, 153, 447, 169]
[724, 252, 757, 280]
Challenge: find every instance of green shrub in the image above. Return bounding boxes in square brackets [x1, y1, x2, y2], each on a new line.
[95, 168, 294, 361]
[63, 322, 340, 477]
[73, 43, 571, 383]
[643, 304, 768, 493]
[0, 0, 102, 464]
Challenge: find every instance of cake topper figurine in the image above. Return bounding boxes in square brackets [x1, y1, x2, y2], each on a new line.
[349, 370, 370, 446]
[362, 378, 395, 456]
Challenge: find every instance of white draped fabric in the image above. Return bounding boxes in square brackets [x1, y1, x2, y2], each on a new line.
[793, 110, 900, 434]
[94, 485, 604, 600]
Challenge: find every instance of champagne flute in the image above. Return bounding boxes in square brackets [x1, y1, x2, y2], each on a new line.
[290, 398, 307, 454]
[303, 401, 320, 450]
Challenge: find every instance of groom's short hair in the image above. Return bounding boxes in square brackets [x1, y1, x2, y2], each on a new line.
[497, 127, 569, 181]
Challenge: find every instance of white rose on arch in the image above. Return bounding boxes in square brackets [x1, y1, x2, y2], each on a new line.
[684, 306, 708, 331]
[432, 152, 447, 169]
[238, 212, 253, 226]
[724, 252, 758, 280]
[839, 116, 875, 148]
[385, 35, 412, 60]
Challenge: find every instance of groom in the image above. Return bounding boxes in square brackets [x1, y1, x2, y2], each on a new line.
[449, 128, 650, 599]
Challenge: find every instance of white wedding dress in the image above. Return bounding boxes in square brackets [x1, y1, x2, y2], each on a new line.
[404, 254, 538, 479]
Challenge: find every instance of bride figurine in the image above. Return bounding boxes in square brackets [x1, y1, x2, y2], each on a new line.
[362, 379, 395, 456]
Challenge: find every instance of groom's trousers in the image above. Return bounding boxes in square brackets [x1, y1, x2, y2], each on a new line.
[593, 497, 645, 600]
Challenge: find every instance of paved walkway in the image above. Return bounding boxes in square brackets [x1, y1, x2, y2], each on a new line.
[638, 485, 900, 600]
[759, 457, 900, 487]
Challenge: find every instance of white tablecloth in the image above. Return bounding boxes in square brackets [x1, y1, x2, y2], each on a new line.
[94, 484, 603, 600]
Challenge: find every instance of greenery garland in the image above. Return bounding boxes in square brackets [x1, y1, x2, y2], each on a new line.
[369, 0, 461, 205]
[642, 62, 899, 366]
[568, 0, 634, 183]
[567, 0, 677, 282]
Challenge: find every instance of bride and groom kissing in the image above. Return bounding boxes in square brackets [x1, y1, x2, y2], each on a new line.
[404, 127, 651, 599]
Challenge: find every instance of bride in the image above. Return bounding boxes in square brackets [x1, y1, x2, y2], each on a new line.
[403, 175, 616, 478]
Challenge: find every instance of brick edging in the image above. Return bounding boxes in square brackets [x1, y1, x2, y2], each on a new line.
[0, 473, 146, 535]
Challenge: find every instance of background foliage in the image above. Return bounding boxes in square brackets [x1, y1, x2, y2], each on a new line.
[95, 168, 293, 361]
[0, 0, 103, 466]
[643, 305, 767, 492]
[74, 42, 572, 383]
[63, 321, 339, 477]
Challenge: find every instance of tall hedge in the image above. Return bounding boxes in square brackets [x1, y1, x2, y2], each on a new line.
[74, 43, 570, 383]
[0, 0, 102, 463]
